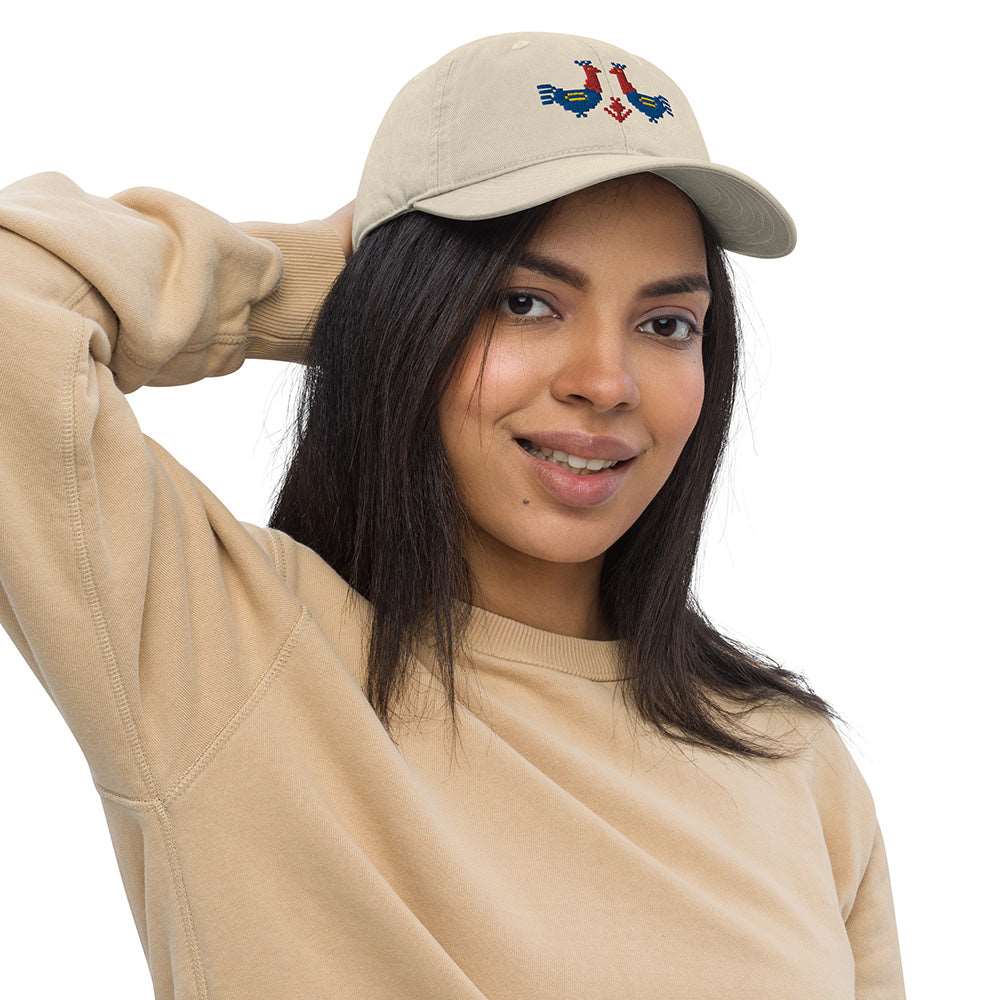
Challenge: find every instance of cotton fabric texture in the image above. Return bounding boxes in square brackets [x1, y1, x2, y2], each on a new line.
[0, 171, 906, 999]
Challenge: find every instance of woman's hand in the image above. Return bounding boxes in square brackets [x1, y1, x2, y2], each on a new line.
[324, 199, 355, 259]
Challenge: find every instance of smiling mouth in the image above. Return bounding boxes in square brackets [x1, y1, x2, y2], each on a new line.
[515, 438, 637, 476]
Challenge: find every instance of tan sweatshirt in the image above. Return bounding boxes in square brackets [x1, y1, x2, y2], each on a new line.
[0, 171, 906, 1000]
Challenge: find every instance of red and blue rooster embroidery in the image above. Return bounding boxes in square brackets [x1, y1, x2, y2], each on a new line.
[536, 59, 674, 124]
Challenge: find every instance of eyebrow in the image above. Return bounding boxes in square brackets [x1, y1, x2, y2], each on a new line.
[514, 250, 711, 300]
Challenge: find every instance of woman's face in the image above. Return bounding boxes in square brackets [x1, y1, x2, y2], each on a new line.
[439, 173, 710, 570]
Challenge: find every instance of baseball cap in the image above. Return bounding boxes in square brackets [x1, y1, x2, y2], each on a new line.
[351, 31, 796, 258]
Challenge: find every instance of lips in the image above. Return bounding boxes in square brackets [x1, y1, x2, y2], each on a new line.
[514, 434, 636, 507]
[511, 429, 641, 462]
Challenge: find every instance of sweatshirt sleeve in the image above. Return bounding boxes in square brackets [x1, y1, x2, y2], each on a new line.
[847, 819, 908, 1000]
[0, 170, 345, 798]
[808, 716, 908, 1000]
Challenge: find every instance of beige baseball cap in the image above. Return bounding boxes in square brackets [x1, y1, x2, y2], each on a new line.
[352, 31, 797, 258]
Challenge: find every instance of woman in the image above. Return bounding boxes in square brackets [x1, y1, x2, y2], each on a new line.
[0, 31, 905, 1000]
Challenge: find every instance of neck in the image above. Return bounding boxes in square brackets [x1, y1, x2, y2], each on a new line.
[464, 530, 612, 640]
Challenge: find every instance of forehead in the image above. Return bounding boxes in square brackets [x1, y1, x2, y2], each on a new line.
[532, 174, 705, 253]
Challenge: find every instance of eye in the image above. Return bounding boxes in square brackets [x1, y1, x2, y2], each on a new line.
[495, 291, 558, 322]
[638, 314, 704, 343]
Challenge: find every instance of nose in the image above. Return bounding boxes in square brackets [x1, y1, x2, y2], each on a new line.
[549, 330, 641, 412]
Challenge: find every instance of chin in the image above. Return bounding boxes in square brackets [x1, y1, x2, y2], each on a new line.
[505, 531, 615, 565]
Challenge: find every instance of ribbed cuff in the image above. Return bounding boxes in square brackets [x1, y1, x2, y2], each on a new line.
[236, 218, 347, 365]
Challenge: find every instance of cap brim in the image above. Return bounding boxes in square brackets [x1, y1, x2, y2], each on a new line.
[411, 153, 796, 258]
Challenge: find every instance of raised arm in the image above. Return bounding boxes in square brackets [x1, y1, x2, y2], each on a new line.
[0, 170, 347, 798]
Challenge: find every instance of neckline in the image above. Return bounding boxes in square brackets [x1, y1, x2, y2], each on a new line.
[455, 600, 625, 681]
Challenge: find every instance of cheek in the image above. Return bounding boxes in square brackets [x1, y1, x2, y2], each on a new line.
[652, 360, 705, 441]
[681, 364, 706, 428]
[440, 333, 526, 447]
[438, 346, 549, 530]
[438, 343, 508, 484]
[633, 363, 705, 498]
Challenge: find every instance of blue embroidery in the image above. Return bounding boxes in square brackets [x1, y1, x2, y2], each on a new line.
[536, 59, 674, 124]
[536, 60, 603, 119]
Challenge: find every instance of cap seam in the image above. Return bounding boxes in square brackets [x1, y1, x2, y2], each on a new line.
[431, 57, 456, 193]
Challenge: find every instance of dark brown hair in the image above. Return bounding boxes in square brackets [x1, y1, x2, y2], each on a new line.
[268, 182, 845, 763]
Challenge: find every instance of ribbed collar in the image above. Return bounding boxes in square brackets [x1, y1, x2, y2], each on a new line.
[455, 601, 625, 682]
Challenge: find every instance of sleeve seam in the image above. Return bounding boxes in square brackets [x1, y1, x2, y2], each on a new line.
[162, 603, 312, 804]
[114, 332, 247, 371]
[64, 312, 163, 801]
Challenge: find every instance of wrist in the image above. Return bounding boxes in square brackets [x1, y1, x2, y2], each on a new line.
[236, 219, 347, 363]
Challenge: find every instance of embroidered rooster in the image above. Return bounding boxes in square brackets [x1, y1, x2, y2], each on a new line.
[536, 59, 674, 126]
[536, 59, 603, 118]
[606, 62, 673, 124]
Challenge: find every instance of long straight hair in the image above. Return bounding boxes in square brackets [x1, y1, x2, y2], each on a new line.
[268, 186, 845, 762]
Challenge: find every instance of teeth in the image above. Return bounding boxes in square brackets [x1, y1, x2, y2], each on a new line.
[519, 440, 621, 474]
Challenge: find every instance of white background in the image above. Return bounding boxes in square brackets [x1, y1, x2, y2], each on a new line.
[1, 2, 994, 996]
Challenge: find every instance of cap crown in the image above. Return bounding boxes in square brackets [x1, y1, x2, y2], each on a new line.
[354, 32, 711, 247]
